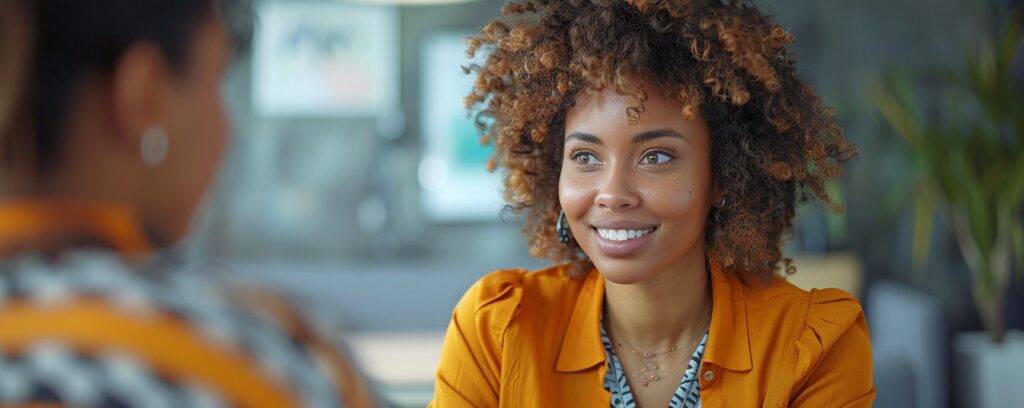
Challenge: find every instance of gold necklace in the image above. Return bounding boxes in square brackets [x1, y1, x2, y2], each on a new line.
[605, 312, 710, 387]
[613, 332, 703, 387]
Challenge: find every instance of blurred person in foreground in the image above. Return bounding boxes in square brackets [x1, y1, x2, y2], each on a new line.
[0, 1, 379, 407]
[431, 0, 875, 406]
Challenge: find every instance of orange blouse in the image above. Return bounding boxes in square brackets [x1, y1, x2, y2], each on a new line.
[431, 262, 876, 407]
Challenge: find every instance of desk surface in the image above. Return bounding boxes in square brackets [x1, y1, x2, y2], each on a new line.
[348, 331, 445, 407]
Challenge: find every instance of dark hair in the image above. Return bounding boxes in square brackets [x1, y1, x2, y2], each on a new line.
[5, 0, 253, 179]
[467, 0, 856, 283]
[0, 0, 32, 137]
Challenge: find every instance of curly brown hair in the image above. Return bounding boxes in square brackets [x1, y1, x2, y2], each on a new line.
[466, 0, 856, 283]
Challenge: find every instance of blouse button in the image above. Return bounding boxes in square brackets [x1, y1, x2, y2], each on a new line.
[703, 370, 715, 382]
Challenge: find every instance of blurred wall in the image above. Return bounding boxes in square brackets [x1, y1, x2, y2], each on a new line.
[189, 0, 536, 266]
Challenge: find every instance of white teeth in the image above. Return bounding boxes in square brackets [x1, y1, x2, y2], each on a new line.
[596, 228, 655, 241]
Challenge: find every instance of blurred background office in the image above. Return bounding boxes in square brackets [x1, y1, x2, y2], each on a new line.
[168, 0, 1022, 406]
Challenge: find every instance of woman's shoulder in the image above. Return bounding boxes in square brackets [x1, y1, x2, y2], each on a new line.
[454, 263, 585, 328]
[743, 274, 865, 330]
[793, 284, 871, 379]
[459, 262, 581, 305]
[741, 275, 872, 388]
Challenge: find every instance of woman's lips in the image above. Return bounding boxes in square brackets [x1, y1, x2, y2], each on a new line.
[592, 226, 657, 257]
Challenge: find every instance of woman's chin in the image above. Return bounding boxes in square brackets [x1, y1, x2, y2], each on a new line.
[593, 261, 657, 285]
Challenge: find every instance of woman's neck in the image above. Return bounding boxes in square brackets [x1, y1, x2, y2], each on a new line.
[603, 256, 712, 352]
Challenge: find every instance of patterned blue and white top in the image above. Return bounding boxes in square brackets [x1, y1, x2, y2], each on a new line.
[601, 323, 708, 408]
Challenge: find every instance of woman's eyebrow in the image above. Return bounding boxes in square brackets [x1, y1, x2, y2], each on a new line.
[565, 132, 602, 145]
[565, 129, 684, 145]
[632, 128, 685, 144]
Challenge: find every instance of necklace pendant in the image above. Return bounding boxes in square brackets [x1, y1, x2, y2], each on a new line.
[641, 380, 649, 387]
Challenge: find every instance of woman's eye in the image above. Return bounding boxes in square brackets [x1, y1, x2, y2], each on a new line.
[574, 152, 599, 165]
[641, 151, 673, 165]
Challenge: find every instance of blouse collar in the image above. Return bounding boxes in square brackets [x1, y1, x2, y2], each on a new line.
[0, 198, 155, 258]
[554, 259, 754, 373]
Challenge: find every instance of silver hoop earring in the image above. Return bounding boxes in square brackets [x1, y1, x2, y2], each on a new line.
[713, 197, 726, 208]
[556, 210, 571, 243]
[140, 126, 169, 167]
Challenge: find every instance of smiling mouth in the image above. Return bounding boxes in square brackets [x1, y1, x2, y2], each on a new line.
[594, 227, 657, 241]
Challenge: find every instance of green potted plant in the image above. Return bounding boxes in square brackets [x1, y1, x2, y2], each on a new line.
[873, 11, 1023, 408]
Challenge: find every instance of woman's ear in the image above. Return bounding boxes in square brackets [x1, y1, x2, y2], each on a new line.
[107, 40, 171, 158]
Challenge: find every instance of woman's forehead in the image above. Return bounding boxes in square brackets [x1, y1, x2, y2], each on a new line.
[568, 87, 690, 125]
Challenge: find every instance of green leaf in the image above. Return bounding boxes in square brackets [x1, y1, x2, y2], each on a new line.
[979, 254, 995, 298]
[953, 155, 994, 257]
[997, 13, 1021, 75]
[879, 180, 910, 223]
[979, 157, 1010, 202]
[871, 78, 923, 145]
[1014, 216, 1024, 286]
[912, 189, 934, 271]
[1008, 149, 1024, 204]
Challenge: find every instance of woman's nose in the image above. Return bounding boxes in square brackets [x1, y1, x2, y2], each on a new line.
[593, 166, 639, 210]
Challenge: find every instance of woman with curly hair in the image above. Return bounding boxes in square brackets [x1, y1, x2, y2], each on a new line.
[431, 0, 874, 407]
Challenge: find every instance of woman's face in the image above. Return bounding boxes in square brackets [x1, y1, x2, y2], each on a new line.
[150, 17, 233, 242]
[559, 83, 718, 284]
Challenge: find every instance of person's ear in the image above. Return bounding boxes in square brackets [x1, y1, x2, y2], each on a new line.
[107, 40, 170, 159]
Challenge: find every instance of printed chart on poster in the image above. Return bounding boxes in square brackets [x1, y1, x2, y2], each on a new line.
[253, 2, 398, 117]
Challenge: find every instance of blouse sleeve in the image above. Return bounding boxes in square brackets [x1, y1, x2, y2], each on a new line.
[429, 270, 526, 408]
[789, 288, 877, 408]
